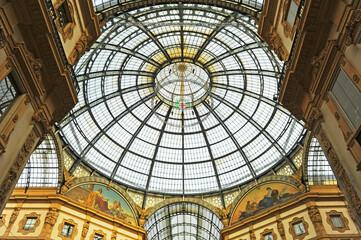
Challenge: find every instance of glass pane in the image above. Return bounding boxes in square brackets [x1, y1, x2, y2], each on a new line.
[331, 68, 361, 129]
[0, 75, 18, 119]
[331, 215, 344, 228]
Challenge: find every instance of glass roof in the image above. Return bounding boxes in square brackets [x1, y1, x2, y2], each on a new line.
[59, 4, 305, 195]
[144, 202, 223, 240]
[307, 137, 337, 185]
[17, 135, 59, 188]
[91, 0, 265, 13]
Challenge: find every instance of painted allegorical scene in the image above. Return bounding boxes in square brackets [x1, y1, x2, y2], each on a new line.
[231, 182, 302, 224]
[65, 184, 136, 225]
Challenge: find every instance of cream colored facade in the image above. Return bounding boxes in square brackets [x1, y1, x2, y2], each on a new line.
[221, 186, 361, 240]
[0, 188, 146, 240]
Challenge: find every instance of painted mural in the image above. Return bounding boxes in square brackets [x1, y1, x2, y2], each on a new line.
[231, 182, 301, 224]
[65, 184, 136, 225]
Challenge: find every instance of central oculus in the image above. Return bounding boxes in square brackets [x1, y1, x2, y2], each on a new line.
[154, 62, 211, 108]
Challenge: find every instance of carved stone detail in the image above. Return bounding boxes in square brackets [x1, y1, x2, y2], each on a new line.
[288, 167, 306, 192]
[24, 49, 45, 94]
[215, 205, 231, 226]
[61, 167, 77, 194]
[0, 28, 6, 49]
[266, 29, 289, 61]
[111, 231, 117, 240]
[136, 204, 152, 227]
[318, 129, 361, 220]
[345, 10, 361, 46]
[45, 208, 59, 226]
[249, 230, 256, 240]
[305, 109, 323, 131]
[32, 109, 52, 135]
[308, 206, 325, 232]
[311, 47, 328, 83]
[277, 220, 286, 240]
[69, 33, 92, 65]
[81, 220, 90, 239]
[353, 75, 360, 83]
[0, 131, 37, 211]
[9, 208, 20, 226]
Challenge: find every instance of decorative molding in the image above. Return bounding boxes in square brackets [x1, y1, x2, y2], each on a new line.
[326, 210, 350, 233]
[68, 33, 92, 65]
[17, 212, 41, 235]
[0, 27, 6, 49]
[318, 129, 361, 221]
[32, 109, 52, 135]
[54, 0, 76, 41]
[281, 0, 298, 39]
[24, 48, 45, 95]
[90, 229, 107, 240]
[215, 204, 231, 226]
[345, 10, 361, 46]
[260, 228, 277, 240]
[58, 218, 78, 240]
[45, 208, 59, 227]
[0, 214, 5, 228]
[0, 131, 37, 211]
[80, 220, 89, 239]
[265, 28, 289, 61]
[307, 206, 325, 232]
[249, 230, 256, 240]
[277, 219, 286, 240]
[135, 204, 152, 227]
[288, 217, 309, 240]
[111, 231, 117, 240]
[60, 167, 77, 194]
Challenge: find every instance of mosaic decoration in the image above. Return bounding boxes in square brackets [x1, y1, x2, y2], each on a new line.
[65, 184, 136, 225]
[231, 182, 301, 224]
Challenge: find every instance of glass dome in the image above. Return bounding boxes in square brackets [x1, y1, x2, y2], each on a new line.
[59, 4, 304, 195]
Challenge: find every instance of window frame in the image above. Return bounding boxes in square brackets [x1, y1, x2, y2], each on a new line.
[260, 228, 277, 240]
[289, 217, 309, 240]
[90, 229, 107, 240]
[58, 219, 78, 240]
[326, 210, 350, 233]
[17, 212, 41, 235]
[54, 0, 76, 40]
[282, 0, 300, 38]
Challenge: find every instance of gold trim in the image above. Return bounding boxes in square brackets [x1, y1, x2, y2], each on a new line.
[17, 212, 41, 235]
[260, 228, 277, 240]
[288, 217, 309, 240]
[326, 210, 350, 233]
[57, 218, 78, 240]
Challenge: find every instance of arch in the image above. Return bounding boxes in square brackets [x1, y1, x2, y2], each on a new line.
[66, 176, 139, 225]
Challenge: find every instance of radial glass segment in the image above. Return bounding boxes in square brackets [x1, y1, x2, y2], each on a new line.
[59, 4, 305, 195]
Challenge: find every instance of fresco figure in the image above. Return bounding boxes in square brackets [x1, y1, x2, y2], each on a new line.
[258, 187, 279, 208]
[232, 183, 301, 223]
[111, 200, 122, 215]
[84, 188, 110, 211]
